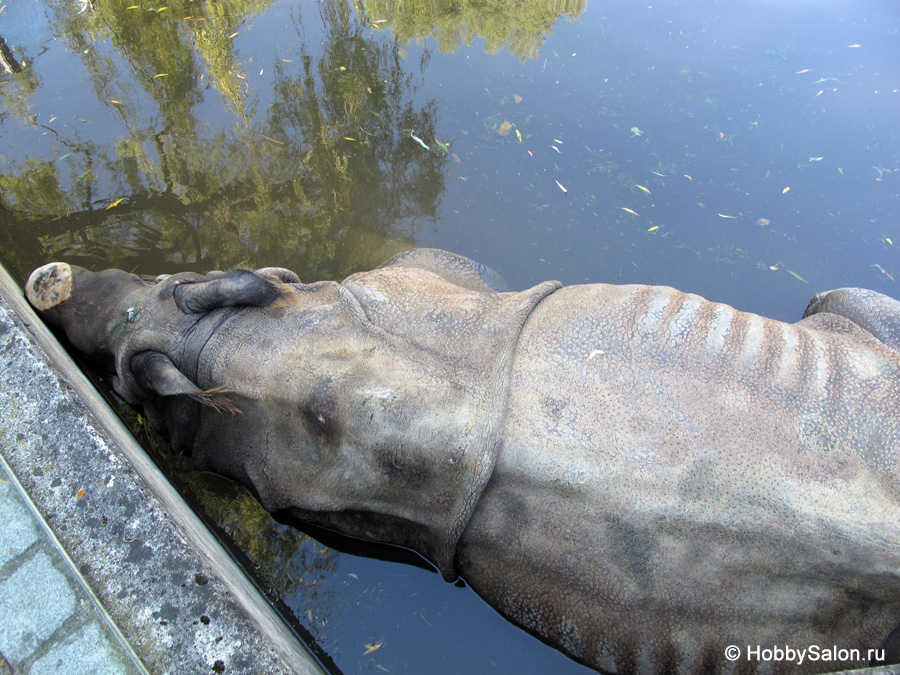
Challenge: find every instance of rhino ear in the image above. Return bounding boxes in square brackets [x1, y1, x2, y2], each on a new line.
[130, 351, 238, 412]
[173, 269, 280, 314]
[255, 266, 301, 284]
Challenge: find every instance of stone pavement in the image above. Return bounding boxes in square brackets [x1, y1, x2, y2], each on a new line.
[0, 454, 145, 675]
[0, 261, 324, 675]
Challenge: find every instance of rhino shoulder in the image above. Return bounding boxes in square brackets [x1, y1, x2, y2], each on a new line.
[378, 248, 510, 292]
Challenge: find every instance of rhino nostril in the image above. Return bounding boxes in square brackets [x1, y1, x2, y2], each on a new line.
[26, 262, 73, 311]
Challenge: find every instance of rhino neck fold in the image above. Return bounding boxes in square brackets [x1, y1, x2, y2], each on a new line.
[340, 270, 563, 579]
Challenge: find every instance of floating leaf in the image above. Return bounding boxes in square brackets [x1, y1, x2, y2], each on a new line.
[717, 213, 737, 219]
[409, 131, 429, 150]
[647, 225, 660, 232]
[629, 127, 644, 137]
[847, 44, 861, 48]
[872, 263, 896, 281]
[364, 640, 384, 655]
[635, 185, 651, 194]
[105, 197, 125, 210]
[515, 129, 522, 143]
[782, 186, 791, 194]
[620, 207, 639, 216]
[786, 269, 808, 284]
[683, 174, 692, 180]
[153, 73, 168, 78]
[555, 180, 567, 193]
[76, 488, 86, 499]
[795, 68, 810, 74]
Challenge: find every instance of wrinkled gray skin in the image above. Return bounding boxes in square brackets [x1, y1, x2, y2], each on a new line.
[25, 249, 900, 674]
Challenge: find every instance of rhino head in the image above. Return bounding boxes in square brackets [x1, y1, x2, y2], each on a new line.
[24, 253, 550, 583]
[26, 262, 287, 428]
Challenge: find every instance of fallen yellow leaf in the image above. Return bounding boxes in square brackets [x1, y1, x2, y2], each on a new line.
[364, 640, 383, 655]
[782, 186, 791, 194]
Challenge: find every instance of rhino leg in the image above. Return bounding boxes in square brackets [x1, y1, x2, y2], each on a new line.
[173, 269, 282, 314]
[803, 287, 900, 352]
[379, 248, 509, 292]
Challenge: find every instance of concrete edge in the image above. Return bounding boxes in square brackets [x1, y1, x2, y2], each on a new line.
[0, 261, 325, 675]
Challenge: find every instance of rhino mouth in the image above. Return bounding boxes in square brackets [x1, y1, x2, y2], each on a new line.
[26, 262, 74, 311]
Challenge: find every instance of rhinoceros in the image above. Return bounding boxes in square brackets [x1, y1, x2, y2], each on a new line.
[24, 248, 900, 674]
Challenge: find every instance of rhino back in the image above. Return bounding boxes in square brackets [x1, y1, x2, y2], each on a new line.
[459, 282, 900, 674]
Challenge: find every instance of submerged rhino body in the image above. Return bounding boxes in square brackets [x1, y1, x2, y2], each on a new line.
[26, 248, 900, 674]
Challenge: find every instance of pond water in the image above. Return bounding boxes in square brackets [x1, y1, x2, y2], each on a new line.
[1, 0, 898, 672]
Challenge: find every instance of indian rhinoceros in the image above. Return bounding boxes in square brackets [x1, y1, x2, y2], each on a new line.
[24, 248, 900, 674]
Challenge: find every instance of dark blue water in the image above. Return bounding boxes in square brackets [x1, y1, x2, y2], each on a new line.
[1, 1, 898, 672]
